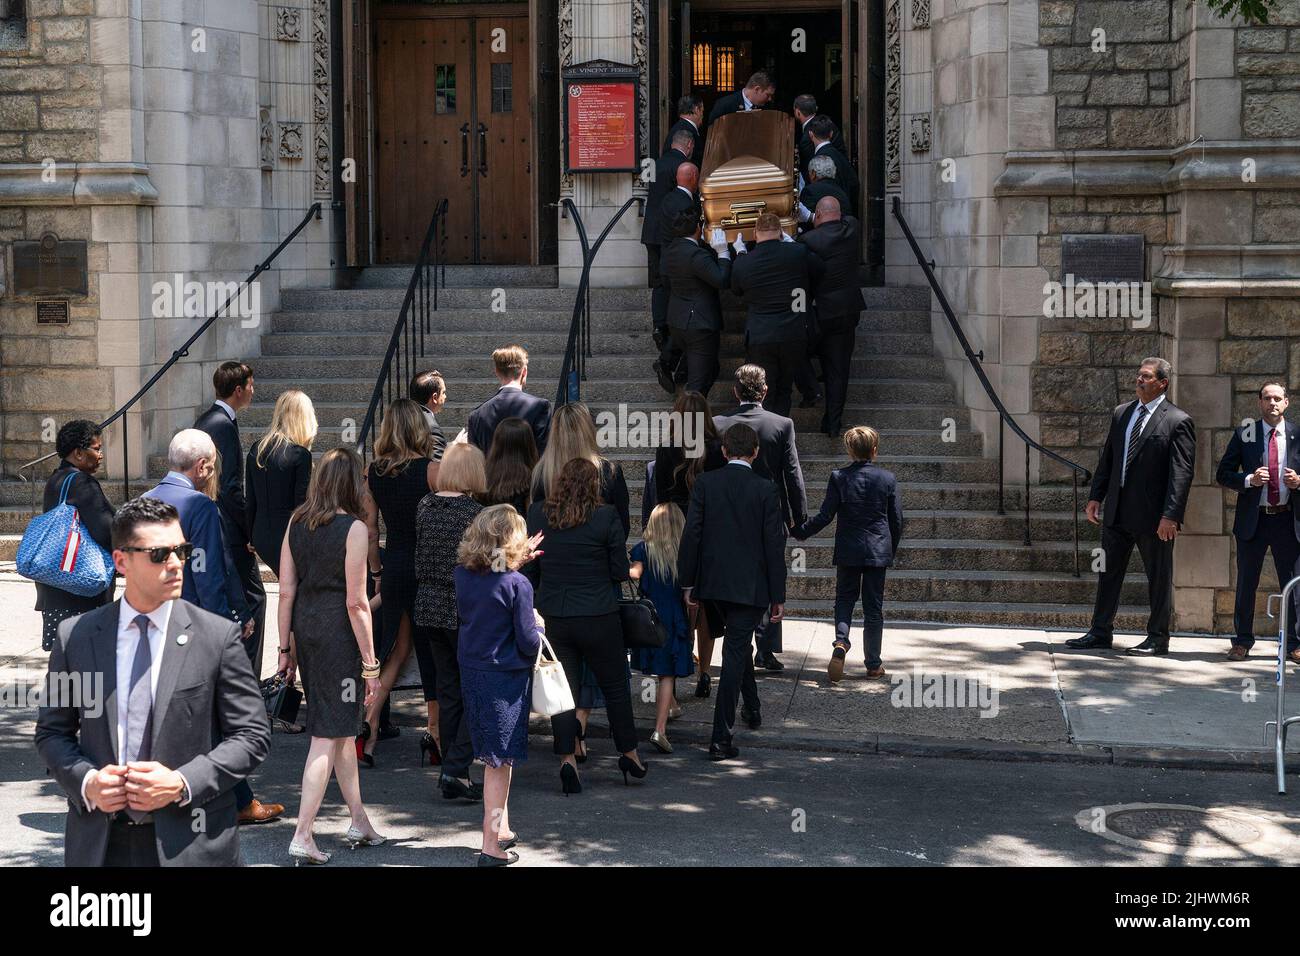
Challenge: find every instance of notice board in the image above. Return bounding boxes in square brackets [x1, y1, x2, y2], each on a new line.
[563, 61, 639, 173]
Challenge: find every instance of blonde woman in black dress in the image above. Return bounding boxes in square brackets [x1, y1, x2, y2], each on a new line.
[277, 448, 385, 865]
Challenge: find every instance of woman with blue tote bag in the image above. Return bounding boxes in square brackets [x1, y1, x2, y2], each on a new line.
[23, 421, 116, 651]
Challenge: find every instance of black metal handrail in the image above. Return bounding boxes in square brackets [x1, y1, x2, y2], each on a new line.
[890, 196, 1092, 574]
[17, 202, 323, 507]
[556, 196, 641, 406]
[356, 199, 448, 460]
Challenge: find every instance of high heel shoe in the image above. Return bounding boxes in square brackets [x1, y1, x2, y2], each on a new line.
[344, 825, 386, 849]
[289, 841, 331, 866]
[560, 762, 582, 796]
[575, 724, 588, 764]
[419, 732, 442, 767]
[356, 721, 374, 768]
[618, 754, 648, 786]
[695, 672, 712, 698]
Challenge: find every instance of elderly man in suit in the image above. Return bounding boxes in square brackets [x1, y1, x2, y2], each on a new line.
[794, 94, 846, 181]
[1067, 357, 1196, 656]
[805, 115, 857, 215]
[1216, 380, 1300, 663]
[643, 130, 697, 371]
[193, 361, 265, 674]
[661, 94, 704, 167]
[467, 344, 552, 454]
[662, 203, 733, 399]
[679, 423, 787, 760]
[707, 71, 774, 124]
[715, 364, 808, 672]
[35, 496, 270, 866]
[800, 196, 866, 437]
[799, 154, 852, 229]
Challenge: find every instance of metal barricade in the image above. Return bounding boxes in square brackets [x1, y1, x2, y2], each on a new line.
[1264, 575, 1300, 793]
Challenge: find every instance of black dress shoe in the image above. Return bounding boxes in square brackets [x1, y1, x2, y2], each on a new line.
[1065, 632, 1113, 650]
[708, 741, 740, 761]
[755, 651, 785, 672]
[798, 392, 824, 409]
[740, 706, 762, 730]
[1126, 637, 1169, 656]
[439, 773, 483, 801]
[477, 850, 519, 867]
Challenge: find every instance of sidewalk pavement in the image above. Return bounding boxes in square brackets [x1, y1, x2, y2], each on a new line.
[2, 575, 1298, 773]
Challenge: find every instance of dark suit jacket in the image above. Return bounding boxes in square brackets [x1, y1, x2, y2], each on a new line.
[641, 148, 689, 246]
[664, 237, 731, 332]
[524, 502, 630, 617]
[245, 441, 312, 577]
[707, 90, 759, 125]
[34, 599, 270, 867]
[531, 458, 631, 541]
[730, 239, 824, 345]
[34, 462, 116, 614]
[1089, 397, 1196, 534]
[467, 387, 552, 455]
[795, 461, 903, 566]
[143, 474, 246, 623]
[798, 123, 846, 180]
[678, 462, 786, 608]
[661, 118, 704, 167]
[194, 404, 250, 547]
[810, 144, 858, 213]
[714, 403, 808, 526]
[1215, 419, 1300, 542]
[658, 185, 700, 240]
[799, 216, 866, 328]
[799, 180, 852, 221]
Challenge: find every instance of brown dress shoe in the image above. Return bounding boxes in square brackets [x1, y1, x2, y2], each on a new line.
[238, 799, 285, 825]
[1288, 649, 1300, 665]
[1227, 646, 1249, 661]
[865, 666, 887, 679]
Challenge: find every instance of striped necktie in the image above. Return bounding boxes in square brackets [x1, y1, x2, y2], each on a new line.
[1124, 404, 1149, 485]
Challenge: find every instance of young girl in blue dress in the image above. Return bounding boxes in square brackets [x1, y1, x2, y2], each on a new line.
[630, 503, 692, 753]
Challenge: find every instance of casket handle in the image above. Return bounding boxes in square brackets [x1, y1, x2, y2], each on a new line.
[720, 200, 767, 228]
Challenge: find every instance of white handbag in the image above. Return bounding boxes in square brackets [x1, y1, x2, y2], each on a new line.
[531, 635, 575, 717]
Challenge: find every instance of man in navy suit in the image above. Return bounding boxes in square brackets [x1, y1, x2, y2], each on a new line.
[467, 345, 552, 455]
[143, 429, 284, 825]
[661, 94, 704, 167]
[805, 115, 857, 215]
[193, 361, 266, 674]
[678, 423, 786, 761]
[706, 71, 774, 125]
[794, 94, 845, 182]
[1216, 381, 1300, 663]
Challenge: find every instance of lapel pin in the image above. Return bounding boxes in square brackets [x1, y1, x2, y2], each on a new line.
[177, 634, 189, 646]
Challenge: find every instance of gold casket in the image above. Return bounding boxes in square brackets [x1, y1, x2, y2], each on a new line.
[700, 110, 798, 242]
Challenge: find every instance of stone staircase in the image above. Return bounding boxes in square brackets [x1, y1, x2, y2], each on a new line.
[0, 263, 1150, 631]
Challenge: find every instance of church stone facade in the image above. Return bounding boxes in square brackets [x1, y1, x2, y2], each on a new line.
[0, 0, 1298, 632]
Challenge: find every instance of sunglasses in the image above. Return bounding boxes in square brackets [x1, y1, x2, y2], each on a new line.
[119, 543, 195, 564]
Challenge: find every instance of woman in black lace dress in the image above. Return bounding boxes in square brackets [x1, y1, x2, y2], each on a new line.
[360, 399, 438, 765]
[413, 442, 486, 800]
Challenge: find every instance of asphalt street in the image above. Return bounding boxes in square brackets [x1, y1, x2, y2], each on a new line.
[3, 706, 1298, 867]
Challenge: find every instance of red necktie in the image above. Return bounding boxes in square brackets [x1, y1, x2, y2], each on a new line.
[1269, 428, 1280, 505]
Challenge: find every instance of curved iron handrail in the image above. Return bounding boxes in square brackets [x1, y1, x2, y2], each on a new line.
[890, 196, 1092, 573]
[556, 196, 641, 406]
[17, 202, 323, 506]
[356, 199, 448, 459]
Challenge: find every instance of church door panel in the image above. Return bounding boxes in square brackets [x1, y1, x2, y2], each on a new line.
[473, 16, 532, 264]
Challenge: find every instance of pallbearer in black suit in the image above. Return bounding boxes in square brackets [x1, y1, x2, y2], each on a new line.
[642, 130, 695, 369]
[730, 212, 825, 418]
[706, 71, 774, 125]
[799, 196, 866, 437]
[466, 345, 552, 455]
[1067, 358, 1196, 656]
[805, 115, 857, 215]
[799, 154, 852, 231]
[662, 200, 732, 399]
[661, 95, 704, 167]
[678, 424, 787, 760]
[1215, 381, 1300, 663]
[653, 163, 704, 392]
[193, 361, 266, 673]
[794, 94, 846, 182]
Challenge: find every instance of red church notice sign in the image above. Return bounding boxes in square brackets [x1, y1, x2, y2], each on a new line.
[565, 80, 637, 172]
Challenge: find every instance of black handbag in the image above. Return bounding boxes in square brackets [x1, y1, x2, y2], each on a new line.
[619, 580, 668, 650]
[260, 673, 302, 724]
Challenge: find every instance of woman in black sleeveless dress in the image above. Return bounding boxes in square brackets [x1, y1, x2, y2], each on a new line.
[360, 399, 439, 765]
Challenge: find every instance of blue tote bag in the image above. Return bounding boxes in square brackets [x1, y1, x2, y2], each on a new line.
[17, 472, 114, 597]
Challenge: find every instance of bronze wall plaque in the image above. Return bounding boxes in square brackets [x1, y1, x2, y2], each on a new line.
[1061, 234, 1145, 284]
[13, 233, 89, 297]
[36, 300, 69, 324]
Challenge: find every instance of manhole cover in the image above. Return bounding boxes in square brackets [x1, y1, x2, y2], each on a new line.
[1105, 807, 1263, 847]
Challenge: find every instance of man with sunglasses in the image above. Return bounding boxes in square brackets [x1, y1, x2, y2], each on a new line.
[144, 429, 285, 825]
[36, 497, 270, 866]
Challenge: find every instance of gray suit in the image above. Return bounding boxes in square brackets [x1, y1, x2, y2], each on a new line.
[35, 599, 270, 867]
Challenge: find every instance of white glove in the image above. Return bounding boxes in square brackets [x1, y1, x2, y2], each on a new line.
[732, 233, 747, 255]
[796, 171, 805, 193]
[708, 227, 728, 252]
[780, 231, 794, 243]
[452, 428, 469, 445]
[797, 201, 812, 223]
